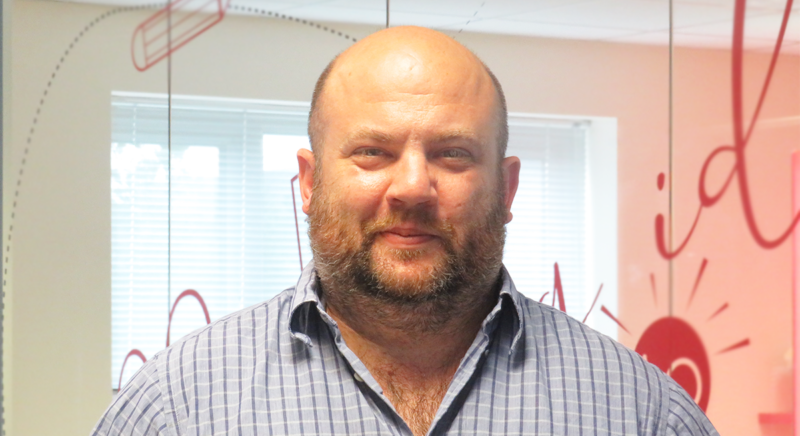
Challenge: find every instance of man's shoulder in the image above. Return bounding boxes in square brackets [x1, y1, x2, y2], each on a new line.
[511, 293, 718, 435]
[92, 287, 300, 436]
[514, 295, 670, 417]
[516, 294, 670, 382]
[157, 286, 298, 365]
[175, 287, 295, 339]
[514, 293, 645, 363]
[133, 285, 300, 396]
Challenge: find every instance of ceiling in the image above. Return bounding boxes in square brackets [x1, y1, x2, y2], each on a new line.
[57, 0, 800, 52]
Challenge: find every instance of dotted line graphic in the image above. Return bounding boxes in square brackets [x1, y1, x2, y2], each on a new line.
[2, 2, 359, 290]
[227, 4, 358, 42]
[2, 3, 165, 289]
[457, 1, 486, 34]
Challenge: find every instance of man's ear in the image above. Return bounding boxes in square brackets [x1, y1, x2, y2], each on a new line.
[501, 156, 521, 224]
[297, 148, 316, 214]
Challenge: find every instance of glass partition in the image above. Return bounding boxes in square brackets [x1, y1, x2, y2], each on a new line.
[666, 2, 799, 434]
[3, 0, 798, 435]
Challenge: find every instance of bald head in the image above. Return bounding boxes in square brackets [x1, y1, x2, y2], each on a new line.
[308, 26, 508, 160]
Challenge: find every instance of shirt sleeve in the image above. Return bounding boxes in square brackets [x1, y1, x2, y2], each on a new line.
[664, 380, 719, 436]
[90, 356, 170, 436]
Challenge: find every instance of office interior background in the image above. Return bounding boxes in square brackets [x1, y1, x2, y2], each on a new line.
[3, 0, 800, 434]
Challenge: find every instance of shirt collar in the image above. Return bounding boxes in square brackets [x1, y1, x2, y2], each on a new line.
[288, 261, 526, 355]
[496, 266, 526, 355]
[288, 260, 323, 347]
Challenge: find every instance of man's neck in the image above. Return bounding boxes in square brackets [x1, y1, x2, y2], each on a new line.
[327, 298, 489, 376]
[322, 280, 500, 436]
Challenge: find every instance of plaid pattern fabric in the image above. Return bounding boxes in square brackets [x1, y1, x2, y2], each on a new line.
[93, 263, 718, 436]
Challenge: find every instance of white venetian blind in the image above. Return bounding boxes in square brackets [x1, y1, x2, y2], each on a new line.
[504, 117, 589, 318]
[111, 93, 313, 388]
[110, 94, 589, 388]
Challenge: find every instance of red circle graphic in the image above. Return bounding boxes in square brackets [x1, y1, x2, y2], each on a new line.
[635, 317, 711, 411]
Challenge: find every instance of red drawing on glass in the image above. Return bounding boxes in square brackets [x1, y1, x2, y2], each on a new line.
[131, 0, 230, 72]
[291, 174, 304, 270]
[601, 259, 750, 412]
[636, 317, 711, 410]
[539, 262, 604, 324]
[118, 349, 147, 390]
[166, 289, 211, 346]
[655, 0, 799, 259]
[118, 289, 211, 389]
[601, 305, 629, 334]
[650, 273, 658, 305]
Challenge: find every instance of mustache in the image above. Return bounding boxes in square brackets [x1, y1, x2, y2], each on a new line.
[360, 207, 456, 242]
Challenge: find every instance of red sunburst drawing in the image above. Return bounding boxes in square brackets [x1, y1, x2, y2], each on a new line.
[601, 259, 750, 412]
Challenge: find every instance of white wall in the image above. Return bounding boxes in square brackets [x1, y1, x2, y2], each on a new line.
[2, 0, 12, 433]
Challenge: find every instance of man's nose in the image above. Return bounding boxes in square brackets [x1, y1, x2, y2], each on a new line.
[386, 149, 436, 208]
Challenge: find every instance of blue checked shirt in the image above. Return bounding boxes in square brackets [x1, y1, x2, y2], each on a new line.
[93, 263, 718, 435]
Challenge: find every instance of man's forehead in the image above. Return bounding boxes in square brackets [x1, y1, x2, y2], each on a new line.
[331, 64, 489, 108]
[327, 29, 492, 101]
[308, 26, 508, 160]
[336, 26, 480, 67]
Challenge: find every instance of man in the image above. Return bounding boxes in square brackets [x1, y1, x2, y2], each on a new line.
[93, 26, 717, 436]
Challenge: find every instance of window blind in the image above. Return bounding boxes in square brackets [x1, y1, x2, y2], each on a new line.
[504, 118, 589, 318]
[111, 93, 591, 388]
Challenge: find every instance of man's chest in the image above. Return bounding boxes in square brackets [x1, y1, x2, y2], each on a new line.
[163, 343, 656, 436]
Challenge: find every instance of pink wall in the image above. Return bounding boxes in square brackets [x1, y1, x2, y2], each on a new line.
[666, 47, 800, 435]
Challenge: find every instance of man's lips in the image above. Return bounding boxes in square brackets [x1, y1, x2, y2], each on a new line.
[378, 227, 439, 246]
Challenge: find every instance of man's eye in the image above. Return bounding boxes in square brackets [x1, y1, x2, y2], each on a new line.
[355, 148, 385, 157]
[441, 149, 469, 158]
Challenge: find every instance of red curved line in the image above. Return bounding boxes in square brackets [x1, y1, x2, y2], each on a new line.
[167, 289, 211, 347]
[743, 0, 793, 145]
[131, 26, 146, 72]
[687, 258, 709, 309]
[538, 291, 550, 303]
[698, 145, 736, 207]
[290, 174, 303, 270]
[600, 305, 629, 334]
[118, 349, 147, 390]
[649, 273, 657, 306]
[707, 302, 729, 322]
[582, 284, 603, 324]
[717, 338, 750, 355]
[661, 0, 795, 260]
[736, 145, 800, 248]
[726, 0, 800, 250]
[655, 206, 703, 260]
[553, 262, 566, 312]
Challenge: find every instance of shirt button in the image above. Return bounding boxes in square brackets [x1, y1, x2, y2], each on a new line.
[354, 373, 363, 382]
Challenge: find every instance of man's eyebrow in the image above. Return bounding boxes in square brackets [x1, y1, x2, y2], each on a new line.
[342, 128, 395, 144]
[430, 129, 482, 145]
[341, 128, 483, 147]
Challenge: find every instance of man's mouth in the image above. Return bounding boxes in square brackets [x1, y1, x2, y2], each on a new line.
[378, 227, 439, 247]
